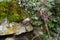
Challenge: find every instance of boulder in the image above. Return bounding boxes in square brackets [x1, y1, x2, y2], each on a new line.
[0, 22, 33, 35]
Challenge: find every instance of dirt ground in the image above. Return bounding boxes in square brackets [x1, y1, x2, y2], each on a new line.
[0, 31, 35, 40]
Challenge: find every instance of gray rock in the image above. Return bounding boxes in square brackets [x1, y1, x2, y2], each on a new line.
[5, 37, 14, 40]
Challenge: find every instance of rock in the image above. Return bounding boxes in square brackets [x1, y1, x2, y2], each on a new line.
[0, 20, 33, 35]
[1, 18, 9, 27]
[25, 24, 33, 32]
[0, 25, 14, 35]
[0, 19, 14, 35]
[5, 37, 14, 40]
[22, 18, 33, 32]
[15, 23, 33, 35]
[1, 26, 14, 35]
[15, 23, 26, 35]
[5, 27, 14, 35]
[0, 25, 3, 31]
[0, 25, 3, 35]
[22, 18, 31, 24]
[9, 22, 14, 28]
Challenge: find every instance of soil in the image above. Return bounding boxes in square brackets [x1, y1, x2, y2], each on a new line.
[0, 31, 35, 40]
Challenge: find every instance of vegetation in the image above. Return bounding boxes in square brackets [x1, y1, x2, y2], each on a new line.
[0, 0, 60, 40]
[0, 0, 28, 23]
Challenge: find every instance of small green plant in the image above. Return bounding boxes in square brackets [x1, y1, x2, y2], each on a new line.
[0, 1, 28, 23]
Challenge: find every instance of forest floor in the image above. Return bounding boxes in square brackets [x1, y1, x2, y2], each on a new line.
[0, 31, 35, 40]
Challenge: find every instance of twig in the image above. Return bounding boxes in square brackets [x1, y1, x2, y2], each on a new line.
[44, 21, 51, 40]
[32, 36, 41, 40]
[56, 29, 60, 40]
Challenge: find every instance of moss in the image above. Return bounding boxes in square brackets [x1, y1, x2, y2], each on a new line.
[0, 1, 28, 23]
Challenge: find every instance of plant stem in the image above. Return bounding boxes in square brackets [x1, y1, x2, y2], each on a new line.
[44, 21, 51, 40]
